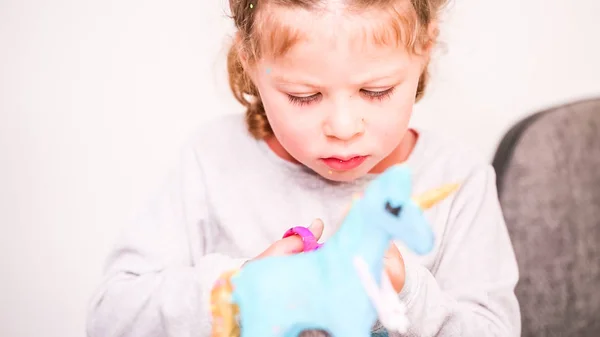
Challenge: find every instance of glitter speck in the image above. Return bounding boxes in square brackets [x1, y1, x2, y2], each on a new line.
[250, 3, 254, 8]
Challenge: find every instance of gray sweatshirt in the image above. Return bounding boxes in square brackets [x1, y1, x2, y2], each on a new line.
[86, 113, 521, 337]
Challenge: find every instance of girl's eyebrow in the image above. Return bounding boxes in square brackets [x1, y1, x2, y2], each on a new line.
[359, 67, 407, 86]
[272, 75, 321, 89]
[271, 66, 406, 88]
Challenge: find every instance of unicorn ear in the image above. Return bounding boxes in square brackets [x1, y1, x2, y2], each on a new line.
[389, 165, 412, 199]
[366, 164, 412, 201]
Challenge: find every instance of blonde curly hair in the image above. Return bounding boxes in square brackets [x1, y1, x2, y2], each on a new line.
[227, 0, 448, 139]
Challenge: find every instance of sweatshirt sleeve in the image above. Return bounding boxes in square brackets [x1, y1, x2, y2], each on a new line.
[386, 165, 521, 337]
[86, 143, 249, 337]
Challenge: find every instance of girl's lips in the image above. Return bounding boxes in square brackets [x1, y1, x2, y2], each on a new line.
[321, 156, 367, 171]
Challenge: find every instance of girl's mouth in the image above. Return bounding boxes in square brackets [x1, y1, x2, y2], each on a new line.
[321, 156, 367, 171]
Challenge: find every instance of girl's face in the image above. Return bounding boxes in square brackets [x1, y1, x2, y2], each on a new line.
[248, 8, 429, 182]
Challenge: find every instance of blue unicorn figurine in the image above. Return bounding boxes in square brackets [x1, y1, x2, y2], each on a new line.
[210, 164, 459, 337]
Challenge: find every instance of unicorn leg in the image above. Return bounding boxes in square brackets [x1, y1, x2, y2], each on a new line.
[329, 325, 371, 337]
[240, 320, 287, 337]
[284, 325, 327, 337]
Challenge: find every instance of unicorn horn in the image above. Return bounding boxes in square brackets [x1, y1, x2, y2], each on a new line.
[412, 183, 460, 210]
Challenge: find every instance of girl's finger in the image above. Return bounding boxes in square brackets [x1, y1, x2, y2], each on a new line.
[278, 219, 325, 255]
[308, 218, 324, 240]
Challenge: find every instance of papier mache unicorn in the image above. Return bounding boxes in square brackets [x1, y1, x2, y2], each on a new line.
[210, 164, 459, 337]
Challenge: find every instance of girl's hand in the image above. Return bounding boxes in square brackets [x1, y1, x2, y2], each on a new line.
[384, 243, 406, 293]
[252, 219, 325, 260]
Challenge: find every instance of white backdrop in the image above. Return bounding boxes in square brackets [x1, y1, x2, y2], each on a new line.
[1, 0, 599, 336]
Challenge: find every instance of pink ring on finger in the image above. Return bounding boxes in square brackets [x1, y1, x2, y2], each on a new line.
[282, 226, 323, 252]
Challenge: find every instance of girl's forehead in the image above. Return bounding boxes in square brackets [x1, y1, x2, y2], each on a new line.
[263, 31, 413, 89]
[257, 5, 414, 61]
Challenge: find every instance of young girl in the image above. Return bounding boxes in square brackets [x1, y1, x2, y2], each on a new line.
[86, 0, 521, 336]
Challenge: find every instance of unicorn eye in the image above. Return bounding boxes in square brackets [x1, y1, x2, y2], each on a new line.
[385, 202, 402, 217]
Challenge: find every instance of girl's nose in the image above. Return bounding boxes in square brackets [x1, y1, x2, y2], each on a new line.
[323, 111, 365, 141]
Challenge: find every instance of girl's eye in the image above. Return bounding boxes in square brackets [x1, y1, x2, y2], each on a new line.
[287, 93, 321, 107]
[361, 87, 396, 101]
[287, 87, 395, 107]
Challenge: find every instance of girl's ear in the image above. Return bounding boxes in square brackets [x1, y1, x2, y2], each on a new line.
[420, 20, 440, 60]
[428, 20, 440, 42]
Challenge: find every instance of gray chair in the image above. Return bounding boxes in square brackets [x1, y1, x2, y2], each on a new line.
[492, 98, 600, 337]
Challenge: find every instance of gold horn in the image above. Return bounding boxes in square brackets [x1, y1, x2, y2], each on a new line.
[412, 183, 460, 210]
